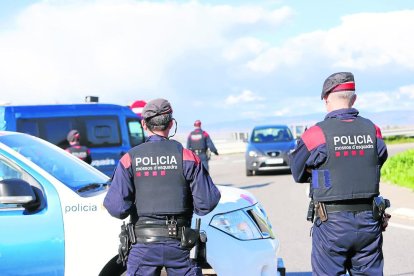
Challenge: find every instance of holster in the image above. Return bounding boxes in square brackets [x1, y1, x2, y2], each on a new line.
[307, 199, 315, 222]
[116, 221, 136, 266]
[315, 202, 328, 222]
[373, 196, 391, 221]
[180, 227, 199, 249]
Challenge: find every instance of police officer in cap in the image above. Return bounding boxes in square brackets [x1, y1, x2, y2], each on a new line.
[65, 129, 92, 164]
[289, 72, 391, 275]
[187, 120, 219, 171]
[103, 98, 221, 276]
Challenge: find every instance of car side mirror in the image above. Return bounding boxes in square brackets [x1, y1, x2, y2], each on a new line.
[0, 179, 38, 210]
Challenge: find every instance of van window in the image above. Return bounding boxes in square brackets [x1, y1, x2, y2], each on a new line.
[127, 119, 145, 147]
[85, 117, 121, 147]
[16, 116, 123, 148]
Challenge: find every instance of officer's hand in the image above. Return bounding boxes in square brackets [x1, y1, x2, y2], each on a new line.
[381, 213, 391, 231]
[214, 151, 219, 155]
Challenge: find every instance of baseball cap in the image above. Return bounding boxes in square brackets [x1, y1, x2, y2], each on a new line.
[321, 72, 355, 100]
[67, 129, 80, 143]
[141, 98, 173, 120]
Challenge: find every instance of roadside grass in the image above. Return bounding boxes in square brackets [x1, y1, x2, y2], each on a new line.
[380, 136, 414, 190]
[381, 149, 414, 191]
[383, 135, 414, 145]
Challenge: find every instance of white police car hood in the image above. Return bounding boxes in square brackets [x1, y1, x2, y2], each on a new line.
[213, 185, 258, 212]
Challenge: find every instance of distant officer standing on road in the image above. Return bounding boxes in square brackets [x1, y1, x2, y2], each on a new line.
[187, 120, 219, 171]
[65, 129, 92, 164]
[103, 98, 221, 276]
[289, 72, 391, 275]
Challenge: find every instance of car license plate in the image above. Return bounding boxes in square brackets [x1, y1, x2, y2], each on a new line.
[266, 158, 283, 165]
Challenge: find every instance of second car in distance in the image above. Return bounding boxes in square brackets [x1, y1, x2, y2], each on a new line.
[245, 124, 296, 176]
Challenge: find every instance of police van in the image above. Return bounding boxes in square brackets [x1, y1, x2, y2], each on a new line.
[0, 103, 145, 176]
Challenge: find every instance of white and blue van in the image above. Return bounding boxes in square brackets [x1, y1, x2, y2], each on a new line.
[0, 103, 145, 176]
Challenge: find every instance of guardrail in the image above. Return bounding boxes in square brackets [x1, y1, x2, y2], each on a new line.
[381, 127, 414, 137]
[176, 126, 414, 155]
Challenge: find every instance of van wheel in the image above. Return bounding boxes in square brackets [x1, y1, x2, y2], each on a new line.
[246, 169, 253, 176]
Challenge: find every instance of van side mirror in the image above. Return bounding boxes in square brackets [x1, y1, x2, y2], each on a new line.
[0, 179, 38, 210]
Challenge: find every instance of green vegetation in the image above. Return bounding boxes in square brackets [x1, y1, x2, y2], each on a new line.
[381, 149, 414, 190]
[383, 135, 414, 145]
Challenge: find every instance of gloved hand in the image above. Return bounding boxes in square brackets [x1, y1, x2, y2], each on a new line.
[213, 151, 219, 155]
[381, 213, 392, 231]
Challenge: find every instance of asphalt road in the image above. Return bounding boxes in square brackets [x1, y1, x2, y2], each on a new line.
[208, 143, 414, 276]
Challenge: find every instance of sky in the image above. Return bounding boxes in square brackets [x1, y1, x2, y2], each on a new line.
[1, 0, 414, 130]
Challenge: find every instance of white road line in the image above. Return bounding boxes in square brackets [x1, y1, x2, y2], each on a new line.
[391, 208, 414, 220]
[389, 222, 414, 231]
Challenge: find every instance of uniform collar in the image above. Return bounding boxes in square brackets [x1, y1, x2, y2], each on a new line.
[146, 135, 168, 142]
[325, 108, 359, 120]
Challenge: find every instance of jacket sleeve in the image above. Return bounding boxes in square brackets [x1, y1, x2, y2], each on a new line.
[183, 148, 221, 215]
[103, 153, 135, 219]
[374, 124, 388, 167]
[205, 132, 218, 153]
[186, 134, 192, 149]
[290, 126, 327, 183]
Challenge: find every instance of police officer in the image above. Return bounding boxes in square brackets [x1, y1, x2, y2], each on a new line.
[103, 98, 221, 276]
[65, 129, 92, 164]
[289, 72, 390, 275]
[186, 120, 218, 171]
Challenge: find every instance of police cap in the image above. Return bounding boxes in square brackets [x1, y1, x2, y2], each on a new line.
[194, 120, 201, 127]
[67, 129, 80, 143]
[321, 72, 355, 100]
[142, 98, 173, 120]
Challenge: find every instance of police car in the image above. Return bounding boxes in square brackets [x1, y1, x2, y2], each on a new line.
[0, 131, 284, 275]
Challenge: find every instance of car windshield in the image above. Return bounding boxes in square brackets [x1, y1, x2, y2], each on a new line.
[251, 127, 293, 143]
[0, 133, 109, 192]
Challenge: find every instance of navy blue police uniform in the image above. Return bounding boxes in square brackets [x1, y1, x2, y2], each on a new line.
[186, 122, 218, 172]
[104, 99, 221, 276]
[289, 73, 388, 275]
[65, 129, 92, 164]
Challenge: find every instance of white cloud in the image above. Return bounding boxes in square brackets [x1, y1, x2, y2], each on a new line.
[222, 37, 267, 61]
[0, 1, 292, 105]
[246, 10, 414, 73]
[399, 84, 414, 99]
[224, 89, 264, 105]
[357, 84, 414, 111]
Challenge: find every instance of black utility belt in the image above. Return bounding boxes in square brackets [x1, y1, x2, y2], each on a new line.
[324, 203, 372, 213]
[193, 149, 206, 154]
[134, 224, 200, 250]
[135, 226, 183, 242]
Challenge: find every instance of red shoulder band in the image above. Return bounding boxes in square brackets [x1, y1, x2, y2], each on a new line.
[301, 126, 326, 151]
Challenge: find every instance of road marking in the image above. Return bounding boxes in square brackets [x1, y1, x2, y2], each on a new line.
[391, 208, 414, 220]
[389, 222, 414, 231]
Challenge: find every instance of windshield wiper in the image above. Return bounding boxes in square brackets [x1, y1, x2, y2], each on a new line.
[77, 183, 103, 193]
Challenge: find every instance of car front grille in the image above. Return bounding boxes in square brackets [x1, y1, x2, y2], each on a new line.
[266, 151, 281, 157]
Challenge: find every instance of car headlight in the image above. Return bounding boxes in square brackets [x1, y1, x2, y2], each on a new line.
[248, 150, 262, 157]
[210, 209, 262, 240]
[210, 204, 276, 240]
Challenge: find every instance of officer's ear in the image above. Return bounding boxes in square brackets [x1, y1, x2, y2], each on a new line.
[142, 120, 149, 131]
[168, 119, 174, 130]
[350, 94, 357, 107]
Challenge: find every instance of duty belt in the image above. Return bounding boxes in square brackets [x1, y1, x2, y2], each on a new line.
[134, 217, 190, 243]
[193, 149, 206, 155]
[324, 203, 372, 213]
[324, 199, 372, 213]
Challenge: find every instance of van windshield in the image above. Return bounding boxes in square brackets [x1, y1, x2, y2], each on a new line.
[0, 133, 109, 194]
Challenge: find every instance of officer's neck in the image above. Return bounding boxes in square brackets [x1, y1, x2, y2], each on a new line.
[326, 101, 353, 113]
[148, 130, 170, 139]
